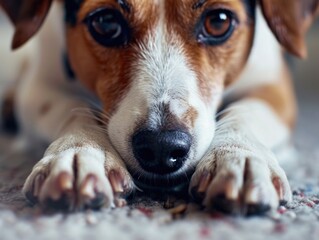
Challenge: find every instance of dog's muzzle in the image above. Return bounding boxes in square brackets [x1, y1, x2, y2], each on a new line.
[132, 129, 192, 174]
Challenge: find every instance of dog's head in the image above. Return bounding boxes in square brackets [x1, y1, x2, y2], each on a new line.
[1, 0, 318, 190]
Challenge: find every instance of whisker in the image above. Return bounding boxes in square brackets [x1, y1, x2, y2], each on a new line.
[82, 124, 108, 134]
[71, 107, 112, 121]
[72, 112, 109, 126]
[69, 109, 111, 126]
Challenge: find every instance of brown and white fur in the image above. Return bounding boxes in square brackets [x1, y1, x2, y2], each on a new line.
[0, 0, 318, 214]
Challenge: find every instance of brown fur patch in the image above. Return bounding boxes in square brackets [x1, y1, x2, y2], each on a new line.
[165, 0, 255, 102]
[67, 0, 158, 117]
[182, 107, 199, 128]
[246, 64, 297, 129]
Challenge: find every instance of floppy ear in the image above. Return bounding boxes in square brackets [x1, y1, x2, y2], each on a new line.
[302, 0, 319, 30]
[0, 0, 53, 50]
[260, 0, 319, 58]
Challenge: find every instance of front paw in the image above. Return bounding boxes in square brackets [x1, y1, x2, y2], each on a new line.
[23, 146, 134, 210]
[190, 144, 292, 215]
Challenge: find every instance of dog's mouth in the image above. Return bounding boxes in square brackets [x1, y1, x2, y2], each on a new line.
[129, 166, 196, 194]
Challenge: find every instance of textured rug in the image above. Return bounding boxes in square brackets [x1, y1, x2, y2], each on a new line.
[0, 130, 319, 240]
[0, 18, 318, 240]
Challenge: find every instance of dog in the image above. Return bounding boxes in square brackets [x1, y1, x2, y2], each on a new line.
[0, 0, 318, 214]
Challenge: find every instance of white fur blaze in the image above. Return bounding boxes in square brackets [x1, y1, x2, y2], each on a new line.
[108, 8, 217, 173]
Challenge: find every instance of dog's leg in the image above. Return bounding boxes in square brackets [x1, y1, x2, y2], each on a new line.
[190, 67, 295, 215]
[22, 100, 135, 209]
[18, 79, 134, 209]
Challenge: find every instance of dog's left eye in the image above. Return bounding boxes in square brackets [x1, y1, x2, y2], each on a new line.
[197, 9, 237, 45]
[85, 8, 131, 47]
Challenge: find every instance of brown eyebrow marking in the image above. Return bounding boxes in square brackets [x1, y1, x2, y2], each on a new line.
[117, 0, 131, 13]
[192, 0, 208, 9]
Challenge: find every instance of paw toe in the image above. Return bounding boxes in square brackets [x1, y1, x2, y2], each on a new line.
[190, 171, 213, 203]
[24, 191, 38, 205]
[84, 193, 107, 210]
[79, 174, 113, 209]
[44, 194, 74, 211]
[109, 169, 134, 197]
[246, 203, 271, 216]
[210, 194, 240, 215]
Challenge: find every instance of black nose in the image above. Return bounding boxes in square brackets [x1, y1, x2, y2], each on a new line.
[132, 130, 192, 174]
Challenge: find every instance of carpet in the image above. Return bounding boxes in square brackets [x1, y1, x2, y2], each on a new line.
[0, 132, 319, 240]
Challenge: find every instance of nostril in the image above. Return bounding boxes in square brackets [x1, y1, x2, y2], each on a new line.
[136, 147, 155, 162]
[170, 148, 189, 161]
[132, 130, 158, 169]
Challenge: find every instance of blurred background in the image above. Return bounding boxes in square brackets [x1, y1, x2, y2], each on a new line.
[292, 21, 319, 153]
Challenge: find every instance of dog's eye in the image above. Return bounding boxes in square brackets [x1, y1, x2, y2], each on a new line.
[197, 9, 237, 45]
[85, 8, 130, 47]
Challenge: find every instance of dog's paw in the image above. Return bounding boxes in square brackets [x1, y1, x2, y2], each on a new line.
[22, 147, 134, 210]
[190, 143, 292, 215]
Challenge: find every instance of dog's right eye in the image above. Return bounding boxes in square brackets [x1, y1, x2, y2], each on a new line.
[84, 8, 131, 47]
[196, 9, 238, 46]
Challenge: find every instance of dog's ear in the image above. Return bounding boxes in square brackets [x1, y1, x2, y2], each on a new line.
[302, 0, 319, 30]
[0, 0, 53, 49]
[260, 0, 319, 58]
